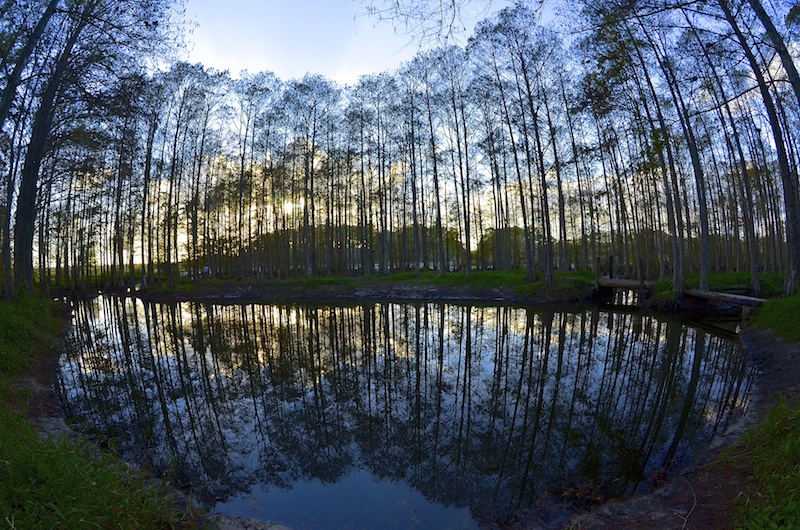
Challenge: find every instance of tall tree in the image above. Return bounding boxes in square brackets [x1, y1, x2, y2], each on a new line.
[13, 0, 179, 294]
[720, 0, 800, 294]
[15, 0, 99, 294]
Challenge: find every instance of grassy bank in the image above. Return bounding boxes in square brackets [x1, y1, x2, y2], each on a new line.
[730, 293, 800, 528]
[652, 271, 785, 299]
[731, 397, 800, 528]
[0, 297, 197, 529]
[753, 293, 800, 342]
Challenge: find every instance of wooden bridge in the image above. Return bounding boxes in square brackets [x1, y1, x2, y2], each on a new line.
[595, 277, 768, 307]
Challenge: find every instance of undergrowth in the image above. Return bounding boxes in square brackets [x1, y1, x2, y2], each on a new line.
[139, 268, 597, 302]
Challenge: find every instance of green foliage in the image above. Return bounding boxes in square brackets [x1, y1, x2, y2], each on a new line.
[787, 5, 800, 27]
[143, 270, 596, 301]
[0, 412, 194, 529]
[753, 274, 785, 297]
[0, 297, 197, 529]
[652, 278, 674, 299]
[380, 271, 432, 283]
[734, 398, 800, 529]
[426, 269, 529, 288]
[753, 294, 800, 342]
[285, 276, 360, 290]
[513, 269, 595, 298]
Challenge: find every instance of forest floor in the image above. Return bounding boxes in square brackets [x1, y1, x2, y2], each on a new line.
[22, 285, 800, 530]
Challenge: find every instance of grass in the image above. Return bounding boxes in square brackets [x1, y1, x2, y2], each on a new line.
[0, 296, 198, 529]
[683, 271, 783, 295]
[731, 285, 800, 527]
[731, 398, 800, 529]
[339, 268, 595, 299]
[0, 296, 65, 404]
[652, 271, 784, 299]
[753, 294, 800, 342]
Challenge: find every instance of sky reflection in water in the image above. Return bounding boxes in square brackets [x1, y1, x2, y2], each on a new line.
[58, 298, 752, 529]
[216, 470, 477, 529]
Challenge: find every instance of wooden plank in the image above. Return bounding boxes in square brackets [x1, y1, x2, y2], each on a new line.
[684, 288, 766, 307]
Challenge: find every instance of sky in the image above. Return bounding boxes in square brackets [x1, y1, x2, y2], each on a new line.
[182, 0, 509, 85]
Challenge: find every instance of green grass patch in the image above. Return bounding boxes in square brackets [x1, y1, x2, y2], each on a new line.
[0, 297, 197, 529]
[652, 272, 783, 300]
[283, 275, 360, 290]
[423, 269, 529, 288]
[652, 278, 674, 299]
[753, 294, 800, 342]
[0, 412, 196, 529]
[733, 398, 800, 529]
[752, 273, 784, 296]
[513, 269, 595, 298]
[145, 277, 205, 293]
[682, 271, 784, 296]
[146, 269, 596, 300]
[0, 295, 62, 374]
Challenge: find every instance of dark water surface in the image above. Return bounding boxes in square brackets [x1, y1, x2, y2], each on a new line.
[58, 298, 752, 529]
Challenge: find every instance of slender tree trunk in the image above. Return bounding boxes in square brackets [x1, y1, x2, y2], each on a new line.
[634, 19, 711, 291]
[409, 108, 421, 276]
[748, 0, 800, 110]
[491, 54, 535, 280]
[722, 0, 800, 294]
[544, 88, 569, 271]
[683, 8, 761, 293]
[626, 32, 686, 298]
[424, 81, 447, 274]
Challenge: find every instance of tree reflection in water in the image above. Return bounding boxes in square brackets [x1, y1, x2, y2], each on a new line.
[58, 298, 752, 528]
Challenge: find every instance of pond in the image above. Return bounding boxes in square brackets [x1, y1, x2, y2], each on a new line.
[57, 297, 752, 529]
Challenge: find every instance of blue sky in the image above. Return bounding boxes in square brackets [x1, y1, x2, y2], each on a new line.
[184, 0, 425, 84]
[182, 0, 512, 85]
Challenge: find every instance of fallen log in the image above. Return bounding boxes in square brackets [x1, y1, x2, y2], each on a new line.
[684, 288, 767, 307]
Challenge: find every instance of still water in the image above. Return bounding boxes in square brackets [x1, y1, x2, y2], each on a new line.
[58, 297, 752, 529]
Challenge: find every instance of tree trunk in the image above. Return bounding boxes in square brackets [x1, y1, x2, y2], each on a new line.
[14, 2, 95, 295]
[722, 0, 800, 295]
[424, 81, 447, 274]
[748, 0, 800, 110]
